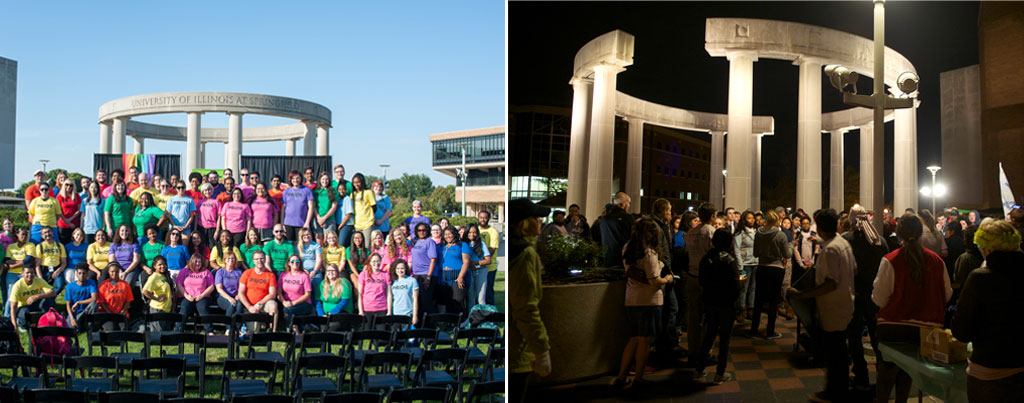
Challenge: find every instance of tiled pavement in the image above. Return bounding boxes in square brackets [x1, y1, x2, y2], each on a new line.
[533, 315, 941, 402]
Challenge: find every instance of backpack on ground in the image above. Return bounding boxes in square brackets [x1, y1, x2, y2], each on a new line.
[33, 307, 72, 362]
[462, 304, 500, 329]
[0, 318, 23, 354]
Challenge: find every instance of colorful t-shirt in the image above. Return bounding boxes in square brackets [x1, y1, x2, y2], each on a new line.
[65, 242, 89, 268]
[29, 197, 60, 227]
[462, 241, 491, 269]
[80, 197, 105, 235]
[278, 270, 312, 304]
[479, 226, 501, 272]
[103, 195, 135, 230]
[35, 241, 66, 267]
[175, 269, 214, 297]
[143, 273, 173, 312]
[165, 196, 196, 230]
[215, 267, 244, 297]
[335, 196, 354, 227]
[351, 190, 376, 230]
[282, 187, 314, 227]
[65, 280, 98, 315]
[300, 242, 322, 272]
[132, 206, 164, 239]
[25, 184, 55, 206]
[262, 240, 294, 272]
[107, 242, 139, 269]
[209, 246, 243, 268]
[240, 268, 277, 304]
[404, 216, 431, 239]
[381, 245, 411, 272]
[322, 245, 346, 268]
[56, 194, 81, 228]
[358, 269, 391, 312]
[317, 279, 353, 313]
[11, 278, 52, 306]
[373, 195, 392, 232]
[154, 193, 174, 211]
[239, 243, 262, 268]
[160, 244, 190, 272]
[410, 238, 438, 276]
[86, 242, 111, 271]
[196, 199, 221, 229]
[439, 243, 465, 285]
[129, 187, 159, 206]
[250, 197, 278, 229]
[390, 276, 418, 316]
[98, 279, 133, 315]
[5, 242, 35, 274]
[140, 241, 164, 268]
[220, 201, 252, 233]
[313, 187, 337, 218]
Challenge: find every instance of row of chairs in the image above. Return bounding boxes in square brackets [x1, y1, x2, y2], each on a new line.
[0, 383, 504, 402]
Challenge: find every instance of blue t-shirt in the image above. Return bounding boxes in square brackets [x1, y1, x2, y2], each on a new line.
[409, 238, 437, 276]
[462, 241, 491, 268]
[674, 230, 686, 249]
[390, 276, 418, 316]
[301, 242, 322, 272]
[373, 195, 392, 232]
[160, 245, 190, 272]
[165, 196, 196, 231]
[65, 242, 89, 268]
[335, 196, 354, 227]
[65, 280, 98, 315]
[439, 243, 464, 271]
[80, 197, 105, 235]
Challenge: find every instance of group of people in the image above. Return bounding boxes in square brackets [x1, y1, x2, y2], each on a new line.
[513, 189, 1024, 403]
[2, 164, 503, 335]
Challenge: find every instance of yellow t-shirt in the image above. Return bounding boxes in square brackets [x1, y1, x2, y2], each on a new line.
[479, 226, 501, 272]
[35, 241, 66, 267]
[323, 245, 346, 267]
[154, 193, 174, 211]
[29, 197, 60, 227]
[129, 187, 159, 206]
[87, 242, 111, 270]
[352, 190, 377, 230]
[209, 246, 243, 268]
[10, 278, 52, 306]
[143, 273, 173, 312]
[5, 242, 36, 274]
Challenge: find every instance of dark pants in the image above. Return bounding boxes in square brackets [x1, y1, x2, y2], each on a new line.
[338, 225, 354, 248]
[177, 298, 212, 332]
[485, 270, 497, 305]
[750, 266, 783, 336]
[16, 298, 55, 330]
[59, 227, 75, 245]
[968, 371, 1024, 403]
[847, 293, 879, 386]
[696, 304, 735, 375]
[876, 324, 919, 403]
[285, 225, 303, 244]
[228, 232, 246, 249]
[282, 302, 313, 326]
[823, 329, 850, 397]
[655, 280, 679, 355]
[414, 274, 435, 320]
[434, 283, 465, 315]
[510, 371, 530, 403]
[40, 266, 67, 296]
[199, 227, 218, 248]
[216, 295, 243, 317]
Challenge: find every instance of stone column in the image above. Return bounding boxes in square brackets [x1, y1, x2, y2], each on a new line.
[584, 64, 625, 221]
[709, 131, 725, 209]
[227, 112, 243, 172]
[302, 121, 316, 156]
[893, 100, 920, 213]
[133, 137, 144, 154]
[285, 139, 296, 156]
[796, 58, 823, 212]
[724, 51, 756, 211]
[567, 77, 593, 211]
[111, 117, 128, 154]
[199, 143, 206, 169]
[859, 123, 874, 211]
[750, 133, 762, 211]
[624, 117, 644, 214]
[99, 121, 112, 154]
[830, 129, 846, 211]
[186, 112, 202, 173]
[316, 124, 329, 156]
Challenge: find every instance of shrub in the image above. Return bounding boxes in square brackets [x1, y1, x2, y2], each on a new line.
[540, 234, 604, 279]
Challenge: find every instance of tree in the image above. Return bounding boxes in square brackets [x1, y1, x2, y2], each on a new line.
[425, 185, 459, 215]
[16, 169, 85, 196]
[388, 173, 433, 202]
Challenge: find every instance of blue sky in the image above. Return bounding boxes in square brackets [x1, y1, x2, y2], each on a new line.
[1, 1, 504, 188]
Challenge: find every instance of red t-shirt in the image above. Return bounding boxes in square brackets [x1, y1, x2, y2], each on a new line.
[25, 184, 55, 204]
[184, 189, 204, 204]
[98, 279, 135, 317]
[240, 268, 277, 305]
[128, 183, 140, 192]
[56, 194, 81, 228]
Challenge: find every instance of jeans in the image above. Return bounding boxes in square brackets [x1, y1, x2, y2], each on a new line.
[469, 267, 488, 306]
[685, 276, 704, 357]
[40, 266, 67, 297]
[30, 225, 59, 244]
[16, 297, 55, 330]
[968, 371, 1024, 403]
[216, 295, 244, 317]
[696, 304, 735, 375]
[737, 265, 757, 310]
[123, 268, 141, 288]
[655, 279, 679, 355]
[177, 297, 212, 333]
[2, 271, 23, 317]
[847, 293, 879, 386]
[822, 329, 850, 397]
[485, 270, 497, 305]
[750, 266, 784, 336]
[69, 302, 98, 331]
[337, 225, 354, 248]
[282, 302, 313, 326]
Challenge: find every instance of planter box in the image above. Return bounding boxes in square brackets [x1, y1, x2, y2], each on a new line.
[535, 276, 627, 385]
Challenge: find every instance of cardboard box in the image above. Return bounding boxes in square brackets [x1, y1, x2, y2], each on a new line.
[920, 327, 969, 364]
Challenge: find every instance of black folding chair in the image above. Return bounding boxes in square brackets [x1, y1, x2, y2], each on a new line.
[63, 355, 118, 394]
[346, 330, 394, 391]
[386, 386, 451, 403]
[422, 313, 461, 346]
[229, 394, 296, 403]
[478, 347, 504, 382]
[0, 354, 48, 390]
[372, 315, 411, 332]
[298, 332, 348, 358]
[326, 313, 364, 332]
[0, 330, 24, 353]
[321, 391, 384, 403]
[413, 348, 468, 394]
[98, 391, 161, 403]
[452, 327, 497, 367]
[84, 312, 127, 354]
[292, 354, 347, 398]
[356, 352, 411, 393]
[392, 328, 438, 365]
[100, 330, 148, 386]
[130, 357, 186, 398]
[157, 332, 208, 396]
[23, 388, 89, 403]
[197, 314, 234, 358]
[463, 380, 503, 403]
[221, 359, 279, 399]
[236, 312, 277, 335]
[143, 312, 184, 345]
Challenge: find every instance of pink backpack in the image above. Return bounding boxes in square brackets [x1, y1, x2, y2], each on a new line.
[34, 308, 72, 362]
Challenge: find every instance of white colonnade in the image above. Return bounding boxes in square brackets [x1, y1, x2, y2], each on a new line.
[724, 51, 756, 211]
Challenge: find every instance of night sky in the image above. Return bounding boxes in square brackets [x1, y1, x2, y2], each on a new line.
[509, 1, 980, 208]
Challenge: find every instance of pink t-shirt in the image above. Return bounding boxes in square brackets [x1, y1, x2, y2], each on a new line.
[175, 269, 214, 298]
[237, 185, 255, 203]
[278, 270, 311, 304]
[196, 199, 221, 229]
[220, 201, 252, 233]
[250, 198, 278, 230]
[358, 269, 392, 312]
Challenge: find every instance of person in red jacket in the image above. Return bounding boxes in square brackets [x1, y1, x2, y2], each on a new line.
[871, 214, 952, 403]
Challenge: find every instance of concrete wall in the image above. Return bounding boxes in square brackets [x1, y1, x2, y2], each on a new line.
[0, 57, 15, 189]
[980, 3, 1024, 209]
[940, 65, 983, 208]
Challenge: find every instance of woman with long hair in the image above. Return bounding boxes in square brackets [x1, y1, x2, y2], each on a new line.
[312, 172, 338, 245]
[278, 254, 314, 330]
[209, 230, 243, 271]
[335, 182, 355, 247]
[107, 224, 141, 286]
[321, 230, 351, 283]
[357, 253, 391, 323]
[81, 181, 105, 243]
[463, 224, 492, 307]
[385, 230, 412, 270]
[734, 211, 758, 324]
[103, 182, 132, 237]
[282, 170, 314, 242]
[133, 193, 169, 245]
[350, 173, 377, 249]
[56, 181, 82, 244]
[610, 218, 674, 388]
[215, 253, 246, 322]
[86, 229, 111, 281]
[175, 254, 215, 334]
[195, 183, 222, 248]
[347, 231, 370, 275]
[410, 222, 438, 318]
[0, 217, 16, 249]
[438, 218, 450, 232]
[138, 225, 165, 288]
[748, 211, 790, 339]
[160, 228, 190, 277]
[389, 259, 418, 326]
[250, 182, 279, 241]
[296, 228, 324, 283]
[220, 187, 252, 248]
[370, 230, 389, 267]
[316, 263, 354, 316]
[694, 228, 743, 384]
[435, 227, 468, 314]
[917, 209, 948, 258]
[188, 232, 210, 262]
[873, 214, 952, 403]
[64, 228, 90, 286]
[239, 228, 263, 270]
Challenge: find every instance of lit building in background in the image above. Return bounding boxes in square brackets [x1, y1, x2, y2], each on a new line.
[430, 126, 505, 221]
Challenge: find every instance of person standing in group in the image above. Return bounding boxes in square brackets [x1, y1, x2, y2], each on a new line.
[302, 168, 317, 191]
[347, 231, 371, 275]
[165, 181, 196, 237]
[357, 253, 392, 324]
[250, 183, 279, 241]
[918, 209, 948, 258]
[183, 173, 204, 203]
[404, 200, 431, 239]
[3, 228, 35, 317]
[160, 228, 190, 279]
[107, 225, 142, 287]
[565, 204, 590, 240]
[749, 210, 790, 339]
[296, 228, 324, 284]
[410, 222, 438, 319]
[238, 250, 278, 332]
[267, 175, 285, 208]
[220, 187, 253, 247]
[335, 183, 355, 247]
[28, 182, 62, 245]
[371, 180, 392, 239]
[312, 172, 338, 245]
[953, 225, 983, 286]
[129, 173, 159, 206]
[100, 169, 123, 199]
[370, 230, 389, 269]
[841, 206, 889, 392]
[23, 170, 55, 210]
[175, 254, 215, 334]
[154, 179, 174, 211]
[429, 224, 443, 247]
[438, 218, 451, 232]
[141, 256, 174, 329]
[238, 228, 263, 270]
[350, 173, 377, 247]
[787, 209, 856, 402]
[389, 259, 418, 326]
[508, 199, 551, 401]
[321, 230, 349, 280]
[138, 225, 165, 288]
[330, 164, 354, 196]
[86, 230, 111, 281]
[64, 228, 90, 287]
[436, 227, 468, 314]
[733, 211, 757, 325]
[684, 203, 717, 363]
[56, 181, 82, 245]
[462, 224, 492, 307]
[600, 192, 634, 268]
[195, 183, 222, 247]
[872, 214, 952, 403]
[793, 216, 819, 278]
[477, 210, 501, 305]
[2, 217, 18, 250]
[649, 198, 680, 364]
[206, 171, 225, 199]
[133, 193, 168, 245]
[103, 182, 134, 237]
[262, 224, 293, 274]
[282, 171, 315, 242]
[316, 263, 354, 316]
[278, 254, 314, 330]
[952, 218, 1024, 402]
[693, 228, 742, 384]
[187, 232, 210, 262]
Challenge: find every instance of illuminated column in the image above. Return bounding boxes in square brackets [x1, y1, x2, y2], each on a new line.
[894, 99, 920, 213]
[302, 121, 316, 156]
[750, 133, 762, 210]
[584, 64, 625, 221]
[133, 137, 144, 154]
[709, 131, 725, 209]
[724, 51, 756, 211]
[859, 123, 874, 211]
[830, 129, 847, 211]
[111, 117, 128, 154]
[226, 112, 243, 172]
[316, 124, 329, 156]
[186, 112, 201, 172]
[624, 117, 643, 214]
[285, 139, 296, 156]
[567, 77, 593, 212]
[796, 57, 823, 212]
[99, 121, 112, 153]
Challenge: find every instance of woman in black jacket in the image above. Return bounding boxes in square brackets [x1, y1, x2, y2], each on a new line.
[693, 228, 742, 384]
[952, 218, 1024, 402]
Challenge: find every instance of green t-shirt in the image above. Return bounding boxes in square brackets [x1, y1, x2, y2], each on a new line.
[313, 187, 337, 218]
[141, 241, 164, 267]
[330, 180, 354, 196]
[133, 206, 165, 237]
[262, 240, 294, 272]
[104, 195, 135, 231]
[239, 243, 263, 269]
[317, 278, 353, 313]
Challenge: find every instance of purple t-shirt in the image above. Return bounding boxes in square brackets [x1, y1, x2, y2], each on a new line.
[215, 267, 244, 297]
[220, 201, 252, 233]
[282, 187, 313, 227]
[107, 242, 139, 268]
[176, 268, 214, 297]
[409, 238, 438, 276]
[250, 197, 278, 229]
[196, 199, 222, 229]
[278, 270, 311, 304]
[404, 215, 432, 237]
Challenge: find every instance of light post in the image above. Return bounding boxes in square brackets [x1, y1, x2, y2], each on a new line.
[920, 165, 946, 213]
[39, 159, 49, 174]
[455, 142, 471, 217]
[722, 169, 727, 209]
[379, 164, 390, 190]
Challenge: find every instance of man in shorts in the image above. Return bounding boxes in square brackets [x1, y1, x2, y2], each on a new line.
[238, 250, 279, 331]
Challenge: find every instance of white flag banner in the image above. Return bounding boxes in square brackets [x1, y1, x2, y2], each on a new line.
[1000, 162, 1017, 218]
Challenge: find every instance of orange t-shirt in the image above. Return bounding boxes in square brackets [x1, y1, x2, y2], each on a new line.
[98, 279, 135, 317]
[240, 268, 277, 305]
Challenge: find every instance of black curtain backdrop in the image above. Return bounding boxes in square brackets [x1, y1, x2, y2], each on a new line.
[241, 156, 333, 183]
[93, 154, 181, 179]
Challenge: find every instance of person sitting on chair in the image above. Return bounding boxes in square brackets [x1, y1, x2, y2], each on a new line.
[9, 267, 57, 331]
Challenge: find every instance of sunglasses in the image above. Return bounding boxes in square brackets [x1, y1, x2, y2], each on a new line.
[289, 260, 301, 263]
[417, 229, 428, 232]
[176, 186, 185, 189]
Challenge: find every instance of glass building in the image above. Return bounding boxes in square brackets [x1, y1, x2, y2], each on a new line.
[430, 126, 506, 221]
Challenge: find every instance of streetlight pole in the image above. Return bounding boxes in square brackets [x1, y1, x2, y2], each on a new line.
[927, 166, 941, 213]
[40, 159, 49, 174]
[456, 142, 471, 217]
[379, 164, 390, 190]
[722, 169, 727, 210]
